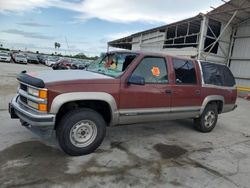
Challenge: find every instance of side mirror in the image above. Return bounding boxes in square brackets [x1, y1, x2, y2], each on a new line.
[128, 75, 145, 85]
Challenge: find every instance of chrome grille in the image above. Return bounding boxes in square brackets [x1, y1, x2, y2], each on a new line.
[20, 83, 27, 91]
[19, 95, 27, 104]
[17, 82, 47, 112]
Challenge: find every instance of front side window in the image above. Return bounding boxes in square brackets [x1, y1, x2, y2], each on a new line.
[87, 52, 137, 78]
[132, 57, 168, 84]
[173, 58, 197, 84]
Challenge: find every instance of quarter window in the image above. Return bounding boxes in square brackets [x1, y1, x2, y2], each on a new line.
[173, 59, 197, 84]
[201, 61, 235, 87]
[132, 57, 168, 84]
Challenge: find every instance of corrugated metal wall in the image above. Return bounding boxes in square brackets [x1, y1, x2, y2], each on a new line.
[131, 31, 165, 51]
[230, 20, 250, 87]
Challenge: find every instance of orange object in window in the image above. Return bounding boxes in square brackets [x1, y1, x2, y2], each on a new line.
[151, 66, 160, 77]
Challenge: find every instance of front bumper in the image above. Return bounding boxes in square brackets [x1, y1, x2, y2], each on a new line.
[28, 60, 39, 64]
[0, 59, 10, 62]
[9, 95, 55, 127]
[16, 60, 27, 64]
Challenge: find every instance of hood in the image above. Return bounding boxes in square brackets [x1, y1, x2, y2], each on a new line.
[27, 70, 114, 84]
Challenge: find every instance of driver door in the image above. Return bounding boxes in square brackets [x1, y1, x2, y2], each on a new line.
[119, 56, 172, 124]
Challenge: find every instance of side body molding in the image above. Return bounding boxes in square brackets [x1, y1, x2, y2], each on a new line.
[50, 92, 119, 125]
[200, 95, 224, 115]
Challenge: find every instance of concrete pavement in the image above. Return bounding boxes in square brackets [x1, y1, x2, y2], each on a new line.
[0, 62, 250, 188]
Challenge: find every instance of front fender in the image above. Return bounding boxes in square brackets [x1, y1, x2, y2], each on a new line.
[49, 92, 119, 125]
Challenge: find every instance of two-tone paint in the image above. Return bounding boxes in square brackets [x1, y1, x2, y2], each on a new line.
[10, 51, 237, 128]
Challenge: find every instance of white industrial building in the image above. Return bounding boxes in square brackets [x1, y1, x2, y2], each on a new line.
[108, 0, 250, 91]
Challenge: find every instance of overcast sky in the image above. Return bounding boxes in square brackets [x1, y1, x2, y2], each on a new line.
[0, 0, 224, 56]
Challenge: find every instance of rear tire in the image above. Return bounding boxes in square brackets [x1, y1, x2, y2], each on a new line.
[194, 104, 218, 133]
[56, 108, 106, 156]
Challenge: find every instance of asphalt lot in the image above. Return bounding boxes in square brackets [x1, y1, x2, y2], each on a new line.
[0, 62, 250, 188]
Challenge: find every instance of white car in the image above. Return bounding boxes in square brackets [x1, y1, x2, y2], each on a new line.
[0, 52, 11, 62]
[45, 56, 59, 66]
[14, 54, 27, 64]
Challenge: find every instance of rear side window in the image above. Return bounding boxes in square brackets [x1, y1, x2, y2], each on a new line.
[173, 59, 197, 84]
[201, 61, 236, 87]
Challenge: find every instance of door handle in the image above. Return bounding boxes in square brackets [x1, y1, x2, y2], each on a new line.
[195, 90, 201, 95]
[165, 89, 172, 94]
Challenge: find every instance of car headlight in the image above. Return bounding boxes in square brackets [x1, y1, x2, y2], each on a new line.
[27, 87, 47, 99]
[27, 87, 39, 97]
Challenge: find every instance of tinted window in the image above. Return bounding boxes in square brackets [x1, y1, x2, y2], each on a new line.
[173, 59, 197, 84]
[132, 57, 168, 84]
[201, 61, 235, 87]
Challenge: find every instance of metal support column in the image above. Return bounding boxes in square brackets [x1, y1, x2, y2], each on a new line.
[227, 27, 236, 67]
[107, 44, 110, 52]
[198, 14, 207, 60]
[139, 34, 143, 49]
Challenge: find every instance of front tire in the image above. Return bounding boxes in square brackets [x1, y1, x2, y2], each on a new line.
[56, 108, 106, 156]
[194, 104, 218, 133]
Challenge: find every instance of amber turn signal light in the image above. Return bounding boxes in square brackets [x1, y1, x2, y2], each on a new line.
[38, 104, 47, 112]
[39, 90, 47, 99]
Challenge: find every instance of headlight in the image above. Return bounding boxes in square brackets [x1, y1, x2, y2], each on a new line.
[27, 87, 39, 97]
[27, 87, 47, 99]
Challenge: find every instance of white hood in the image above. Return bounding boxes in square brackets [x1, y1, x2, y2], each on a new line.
[27, 70, 114, 83]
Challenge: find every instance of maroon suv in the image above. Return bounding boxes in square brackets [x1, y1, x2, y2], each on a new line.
[9, 51, 237, 156]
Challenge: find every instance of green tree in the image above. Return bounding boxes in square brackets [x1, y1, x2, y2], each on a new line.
[54, 42, 61, 54]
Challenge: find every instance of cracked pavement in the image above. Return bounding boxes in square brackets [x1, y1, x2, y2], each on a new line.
[0, 63, 250, 188]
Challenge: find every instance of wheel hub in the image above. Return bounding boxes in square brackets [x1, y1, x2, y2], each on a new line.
[204, 111, 215, 128]
[70, 120, 97, 147]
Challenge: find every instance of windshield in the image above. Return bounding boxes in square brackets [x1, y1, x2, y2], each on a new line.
[48, 56, 59, 61]
[0, 53, 8, 57]
[16, 55, 26, 58]
[87, 52, 137, 78]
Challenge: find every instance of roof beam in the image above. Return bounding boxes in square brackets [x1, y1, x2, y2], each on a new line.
[235, 15, 250, 26]
[208, 6, 250, 15]
[209, 0, 250, 16]
[221, 0, 240, 9]
[210, 5, 244, 21]
[206, 14, 236, 24]
[219, 0, 250, 16]
[208, 0, 250, 18]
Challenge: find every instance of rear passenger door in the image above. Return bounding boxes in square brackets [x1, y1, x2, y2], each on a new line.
[171, 58, 203, 111]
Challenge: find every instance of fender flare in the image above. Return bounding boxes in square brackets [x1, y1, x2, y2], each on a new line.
[50, 92, 119, 125]
[200, 95, 224, 115]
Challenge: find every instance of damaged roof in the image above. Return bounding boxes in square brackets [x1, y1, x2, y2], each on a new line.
[108, 0, 250, 49]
